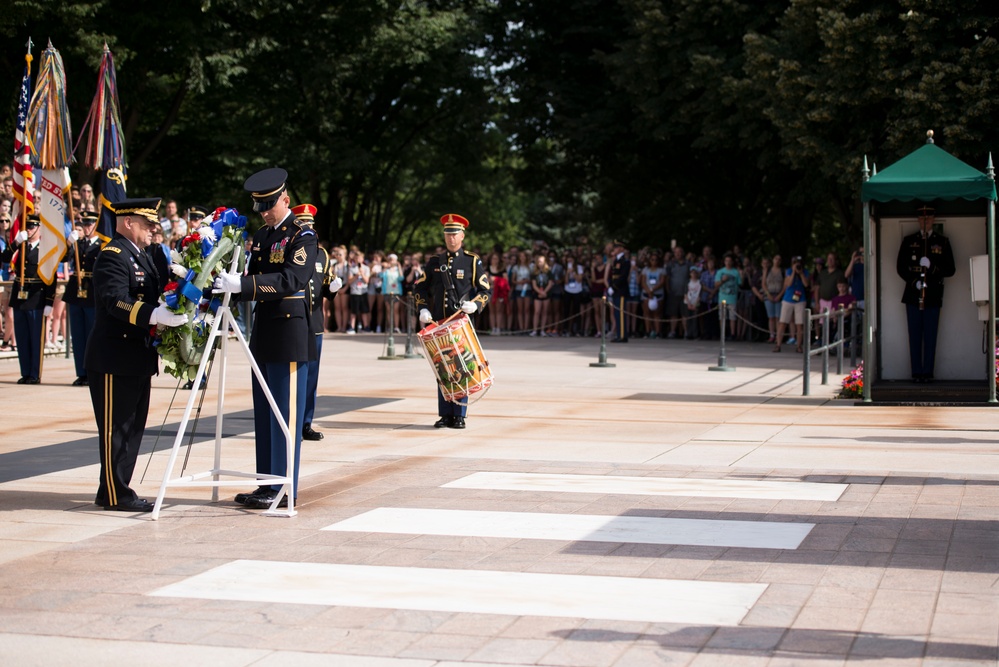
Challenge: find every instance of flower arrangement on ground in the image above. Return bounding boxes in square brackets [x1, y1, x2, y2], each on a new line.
[156, 207, 247, 380]
[839, 361, 863, 399]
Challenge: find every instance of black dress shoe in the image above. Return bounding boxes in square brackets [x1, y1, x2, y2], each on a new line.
[25, 377, 39, 384]
[103, 498, 154, 513]
[302, 424, 324, 440]
[234, 487, 271, 505]
[72, 376, 88, 386]
[244, 494, 290, 510]
[434, 416, 452, 428]
[16, 377, 27, 384]
[449, 416, 466, 429]
[610, 338, 628, 343]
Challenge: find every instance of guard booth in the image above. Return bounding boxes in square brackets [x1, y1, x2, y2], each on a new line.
[860, 136, 997, 403]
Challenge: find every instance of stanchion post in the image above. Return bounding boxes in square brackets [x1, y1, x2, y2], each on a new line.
[378, 295, 403, 360]
[709, 301, 735, 371]
[590, 295, 616, 368]
[821, 310, 829, 386]
[803, 308, 812, 395]
[836, 309, 845, 375]
[402, 294, 420, 358]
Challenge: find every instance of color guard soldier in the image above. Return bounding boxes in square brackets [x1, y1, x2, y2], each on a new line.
[85, 197, 189, 512]
[291, 203, 343, 441]
[895, 204, 955, 382]
[415, 213, 491, 429]
[63, 210, 101, 386]
[607, 240, 631, 342]
[0, 214, 55, 383]
[214, 168, 317, 509]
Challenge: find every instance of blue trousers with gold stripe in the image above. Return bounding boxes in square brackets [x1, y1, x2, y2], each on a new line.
[303, 334, 323, 425]
[252, 361, 307, 497]
[89, 373, 151, 507]
[438, 387, 468, 418]
[611, 294, 628, 341]
[13, 308, 44, 380]
[68, 304, 96, 379]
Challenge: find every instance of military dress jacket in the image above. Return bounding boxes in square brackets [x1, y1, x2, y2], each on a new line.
[895, 231, 955, 308]
[0, 241, 56, 311]
[306, 245, 330, 335]
[84, 234, 162, 377]
[240, 213, 317, 363]
[608, 253, 631, 296]
[413, 247, 491, 321]
[62, 236, 102, 307]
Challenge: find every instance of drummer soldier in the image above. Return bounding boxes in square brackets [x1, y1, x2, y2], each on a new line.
[895, 204, 955, 382]
[214, 168, 317, 509]
[63, 210, 102, 386]
[0, 213, 56, 384]
[291, 203, 343, 441]
[415, 213, 491, 429]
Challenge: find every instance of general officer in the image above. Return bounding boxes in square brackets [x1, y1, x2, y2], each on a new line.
[291, 203, 343, 441]
[606, 240, 631, 342]
[63, 210, 101, 386]
[0, 214, 55, 383]
[214, 168, 317, 510]
[895, 204, 955, 382]
[415, 213, 491, 429]
[85, 197, 189, 512]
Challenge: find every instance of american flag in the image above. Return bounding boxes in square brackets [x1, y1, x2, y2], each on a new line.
[11, 44, 35, 240]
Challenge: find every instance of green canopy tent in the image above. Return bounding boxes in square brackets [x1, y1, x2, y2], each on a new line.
[860, 138, 997, 402]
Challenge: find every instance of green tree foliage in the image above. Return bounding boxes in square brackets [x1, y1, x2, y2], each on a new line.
[5, 0, 999, 259]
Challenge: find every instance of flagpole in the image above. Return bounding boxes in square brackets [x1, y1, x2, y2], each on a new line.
[17, 39, 33, 300]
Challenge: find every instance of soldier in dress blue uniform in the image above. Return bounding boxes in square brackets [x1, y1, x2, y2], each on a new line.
[214, 168, 317, 509]
[0, 214, 56, 383]
[291, 203, 343, 441]
[607, 240, 631, 342]
[63, 210, 101, 386]
[415, 213, 491, 429]
[895, 204, 955, 382]
[85, 197, 189, 512]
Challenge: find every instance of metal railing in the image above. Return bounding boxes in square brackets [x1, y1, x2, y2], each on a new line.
[803, 307, 861, 395]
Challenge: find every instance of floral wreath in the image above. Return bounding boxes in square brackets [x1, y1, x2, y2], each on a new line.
[155, 207, 247, 380]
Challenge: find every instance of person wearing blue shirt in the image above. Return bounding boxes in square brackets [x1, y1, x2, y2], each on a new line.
[773, 255, 810, 353]
[714, 252, 742, 339]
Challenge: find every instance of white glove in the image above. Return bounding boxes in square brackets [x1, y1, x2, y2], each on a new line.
[419, 308, 433, 324]
[212, 273, 242, 293]
[43, 305, 53, 317]
[149, 303, 188, 328]
[14, 231, 27, 245]
[919, 256, 930, 268]
[68, 230, 79, 244]
[606, 287, 614, 298]
[460, 300, 478, 314]
[328, 275, 343, 292]
[915, 281, 924, 290]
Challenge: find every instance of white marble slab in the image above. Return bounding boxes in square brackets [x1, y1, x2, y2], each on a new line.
[322, 507, 814, 549]
[150, 560, 767, 626]
[443, 471, 846, 501]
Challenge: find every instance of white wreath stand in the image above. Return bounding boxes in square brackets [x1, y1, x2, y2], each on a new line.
[151, 260, 296, 520]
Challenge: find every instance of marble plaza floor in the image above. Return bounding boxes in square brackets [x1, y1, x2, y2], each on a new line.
[1, 332, 998, 666]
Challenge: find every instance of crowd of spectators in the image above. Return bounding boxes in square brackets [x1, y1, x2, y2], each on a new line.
[314, 238, 865, 346]
[0, 166, 865, 351]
